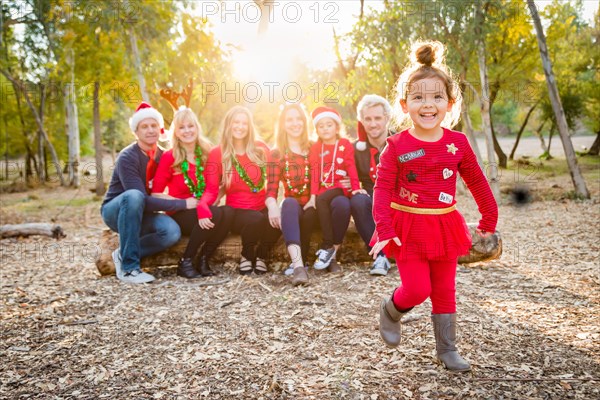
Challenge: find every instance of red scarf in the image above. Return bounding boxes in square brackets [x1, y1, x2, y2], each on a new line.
[145, 147, 158, 193]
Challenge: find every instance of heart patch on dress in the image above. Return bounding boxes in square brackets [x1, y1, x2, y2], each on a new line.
[443, 168, 453, 179]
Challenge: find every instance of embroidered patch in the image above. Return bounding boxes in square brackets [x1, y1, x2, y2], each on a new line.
[406, 171, 417, 182]
[400, 187, 418, 204]
[443, 168, 453, 179]
[446, 143, 458, 155]
[336, 157, 344, 164]
[398, 149, 425, 163]
[335, 169, 347, 176]
[321, 150, 330, 157]
[439, 192, 454, 204]
[339, 145, 345, 152]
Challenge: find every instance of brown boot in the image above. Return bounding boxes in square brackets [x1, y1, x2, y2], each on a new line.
[431, 313, 471, 372]
[327, 259, 342, 274]
[379, 296, 412, 347]
[291, 266, 309, 286]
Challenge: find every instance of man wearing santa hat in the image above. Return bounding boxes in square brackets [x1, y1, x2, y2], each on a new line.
[101, 102, 197, 284]
[351, 94, 395, 276]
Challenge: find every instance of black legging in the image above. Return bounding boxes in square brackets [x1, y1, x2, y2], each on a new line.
[172, 205, 234, 260]
[316, 188, 351, 249]
[230, 208, 282, 261]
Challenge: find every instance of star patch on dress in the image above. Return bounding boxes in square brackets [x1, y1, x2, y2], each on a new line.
[339, 145, 345, 152]
[446, 143, 458, 155]
[407, 171, 417, 182]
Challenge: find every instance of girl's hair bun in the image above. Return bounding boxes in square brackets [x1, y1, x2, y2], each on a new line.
[415, 44, 435, 67]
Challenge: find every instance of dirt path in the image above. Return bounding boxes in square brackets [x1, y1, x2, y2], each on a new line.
[1, 163, 599, 399]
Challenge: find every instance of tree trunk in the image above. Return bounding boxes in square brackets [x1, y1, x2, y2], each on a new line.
[534, 118, 548, 151]
[65, 48, 80, 187]
[93, 81, 105, 195]
[527, 0, 589, 198]
[256, 0, 274, 35]
[509, 102, 539, 160]
[37, 83, 46, 182]
[459, 78, 483, 164]
[543, 124, 555, 159]
[0, 69, 65, 185]
[129, 29, 149, 102]
[587, 130, 600, 155]
[475, 3, 500, 200]
[489, 109, 507, 168]
[1, 223, 65, 239]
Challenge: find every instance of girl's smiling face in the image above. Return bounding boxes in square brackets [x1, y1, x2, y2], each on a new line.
[401, 77, 453, 135]
[230, 112, 249, 142]
[315, 117, 338, 144]
[284, 108, 304, 139]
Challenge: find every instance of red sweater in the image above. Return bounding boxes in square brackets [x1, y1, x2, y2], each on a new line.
[208, 142, 271, 211]
[309, 138, 360, 196]
[373, 128, 498, 242]
[152, 149, 219, 219]
[267, 149, 312, 206]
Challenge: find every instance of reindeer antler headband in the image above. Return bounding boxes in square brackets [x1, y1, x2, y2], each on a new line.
[160, 78, 194, 111]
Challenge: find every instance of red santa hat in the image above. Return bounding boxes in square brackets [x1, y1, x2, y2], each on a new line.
[311, 106, 342, 127]
[129, 102, 167, 140]
[356, 121, 368, 151]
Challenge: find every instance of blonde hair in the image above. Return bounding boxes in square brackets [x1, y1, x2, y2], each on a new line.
[169, 108, 212, 172]
[219, 106, 266, 188]
[276, 104, 310, 154]
[391, 41, 462, 130]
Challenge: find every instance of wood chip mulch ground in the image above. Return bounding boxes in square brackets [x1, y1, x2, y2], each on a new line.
[1, 169, 598, 399]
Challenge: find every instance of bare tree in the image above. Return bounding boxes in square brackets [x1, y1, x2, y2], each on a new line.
[526, 0, 589, 198]
[475, 2, 500, 200]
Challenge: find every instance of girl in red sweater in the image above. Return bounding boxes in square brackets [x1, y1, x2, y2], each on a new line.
[208, 106, 281, 275]
[152, 108, 233, 278]
[370, 41, 498, 372]
[308, 107, 366, 272]
[266, 103, 316, 286]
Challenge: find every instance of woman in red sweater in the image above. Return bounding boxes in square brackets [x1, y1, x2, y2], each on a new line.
[208, 106, 281, 275]
[308, 107, 366, 272]
[370, 41, 498, 372]
[152, 108, 233, 278]
[266, 103, 316, 286]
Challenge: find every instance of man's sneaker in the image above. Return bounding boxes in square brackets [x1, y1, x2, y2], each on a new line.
[370, 254, 391, 276]
[112, 249, 124, 279]
[119, 269, 156, 284]
[283, 264, 295, 276]
[314, 248, 336, 270]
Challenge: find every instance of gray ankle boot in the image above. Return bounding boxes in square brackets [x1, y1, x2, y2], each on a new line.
[379, 297, 412, 347]
[431, 313, 471, 372]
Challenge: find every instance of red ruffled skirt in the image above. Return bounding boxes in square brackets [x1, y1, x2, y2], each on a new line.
[377, 209, 472, 261]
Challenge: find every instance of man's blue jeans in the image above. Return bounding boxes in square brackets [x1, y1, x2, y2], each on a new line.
[101, 189, 181, 272]
[350, 193, 383, 257]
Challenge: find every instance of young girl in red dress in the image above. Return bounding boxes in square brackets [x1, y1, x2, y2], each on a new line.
[308, 106, 366, 272]
[370, 41, 498, 372]
[208, 106, 281, 275]
[152, 108, 233, 278]
[267, 103, 316, 286]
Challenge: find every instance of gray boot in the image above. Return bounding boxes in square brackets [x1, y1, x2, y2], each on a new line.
[379, 297, 412, 348]
[431, 313, 471, 372]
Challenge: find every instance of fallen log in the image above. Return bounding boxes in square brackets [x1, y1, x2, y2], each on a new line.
[0, 223, 66, 239]
[95, 222, 501, 276]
